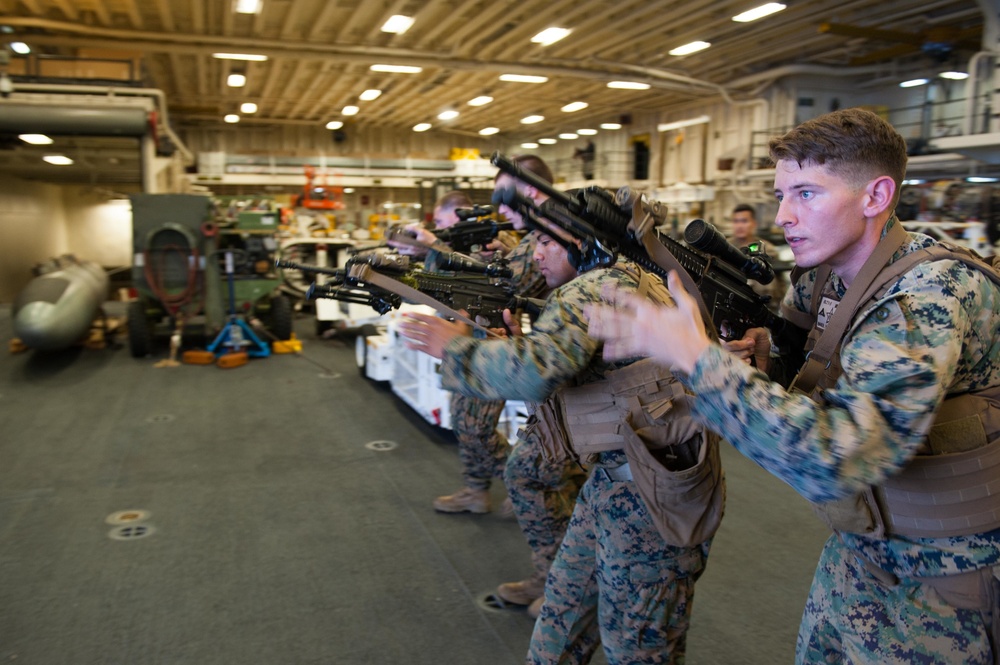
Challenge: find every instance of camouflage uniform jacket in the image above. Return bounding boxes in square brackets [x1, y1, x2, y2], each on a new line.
[681, 218, 1000, 578]
[504, 233, 550, 300]
[438, 263, 638, 404]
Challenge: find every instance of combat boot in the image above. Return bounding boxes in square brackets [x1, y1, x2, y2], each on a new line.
[433, 487, 490, 514]
[496, 570, 547, 605]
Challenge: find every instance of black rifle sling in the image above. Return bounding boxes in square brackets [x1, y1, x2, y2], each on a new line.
[350, 264, 501, 338]
[792, 221, 910, 394]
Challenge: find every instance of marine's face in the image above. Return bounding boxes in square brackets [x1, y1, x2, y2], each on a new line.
[773, 159, 871, 279]
[432, 205, 460, 230]
[532, 230, 578, 289]
[730, 210, 756, 244]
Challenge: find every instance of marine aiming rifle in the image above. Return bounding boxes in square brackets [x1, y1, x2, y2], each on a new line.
[276, 250, 542, 333]
[490, 151, 793, 340]
[434, 205, 516, 254]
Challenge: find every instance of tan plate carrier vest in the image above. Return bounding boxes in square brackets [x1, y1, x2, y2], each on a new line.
[782, 222, 1000, 541]
[521, 267, 725, 548]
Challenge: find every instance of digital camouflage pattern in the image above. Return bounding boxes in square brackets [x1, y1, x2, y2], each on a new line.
[529, 451, 709, 665]
[505, 232, 549, 300]
[679, 219, 1000, 662]
[504, 425, 587, 577]
[449, 391, 508, 490]
[440, 262, 711, 664]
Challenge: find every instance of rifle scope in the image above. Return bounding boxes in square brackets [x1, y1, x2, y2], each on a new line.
[683, 219, 775, 285]
[455, 205, 496, 220]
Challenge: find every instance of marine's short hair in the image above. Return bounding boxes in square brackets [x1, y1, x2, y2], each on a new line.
[768, 108, 908, 208]
[495, 154, 554, 185]
[732, 203, 756, 219]
[436, 190, 473, 212]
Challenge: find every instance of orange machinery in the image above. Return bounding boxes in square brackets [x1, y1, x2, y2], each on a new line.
[297, 166, 345, 210]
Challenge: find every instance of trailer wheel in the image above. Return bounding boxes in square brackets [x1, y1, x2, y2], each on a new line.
[127, 300, 153, 358]
[269, 295, 293, 340]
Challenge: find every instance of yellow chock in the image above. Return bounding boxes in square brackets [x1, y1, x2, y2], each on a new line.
[216, 352, 249, 369]
[271, 333, 302, 354]
[182, 350, 216, 365]
[9, 338, 29, 354]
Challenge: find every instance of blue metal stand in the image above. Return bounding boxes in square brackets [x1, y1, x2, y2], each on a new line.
[207, 251, 271, 358]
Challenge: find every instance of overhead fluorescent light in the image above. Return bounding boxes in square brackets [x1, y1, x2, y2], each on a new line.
[968, 176, 999, 183]
[607, 81, 649, 90]
[732, 3, 785, 22]
[19, 133, 53, 145]
[468, 95, 493, 106]
[370, 64, 422, 73]
[342, 105, 359, 115]
[521, 142, 540, 149]
[900, 78, 929, 88]
[577, 128, 597, 135]
[538, 138, 557, 144]
[940, 71, 969, 80]
[359, 89, 382, 101]
[224, 114, 240, 123]
[381, 15, 415, 34]
[227, 73, 247, 87]
[343, 188, 355, 194]
[499, 74, 548, 83]
[479, 127, 500, 136]
[233, 0, 262, 13]
[561, 101, 588, 113]
[10, 41, 30, 55]
[658, 115, 710, 132]
[413, 123, 432, 132]
[559, 133, 579, 140]
[669, 41, 711, 56]
[600, 123, 622, 130]
[531, 27, 571, 46]
[213, 53, 268, 61]
[240, 102, 257, 113]
[521, 115, 545, 124]
[326, 120, 344, 130]
[438, 110, 459, 120]
[43, 155, 73, 165]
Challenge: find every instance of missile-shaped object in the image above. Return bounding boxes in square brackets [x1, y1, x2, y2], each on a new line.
[12, 256, 109, 351]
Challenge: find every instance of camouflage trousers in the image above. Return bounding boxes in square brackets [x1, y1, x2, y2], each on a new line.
[449, 391, 509, 490]
[797, 535, 999, 664]
[504, 429, 587, 576]
[528, 467, 710, 665]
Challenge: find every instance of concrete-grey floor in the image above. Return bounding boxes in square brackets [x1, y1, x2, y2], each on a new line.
[0, 304, 831, 664]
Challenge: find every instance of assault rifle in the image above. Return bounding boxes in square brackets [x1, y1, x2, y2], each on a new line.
[276, 250, 542, 331]
[490, 151, 792, 340]
[434, 218, 516, 255]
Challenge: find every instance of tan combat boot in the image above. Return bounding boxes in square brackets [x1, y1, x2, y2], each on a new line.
[433, 487, 491, 514]
[496, 569, 547, 605]
[527, 596, 544, 619]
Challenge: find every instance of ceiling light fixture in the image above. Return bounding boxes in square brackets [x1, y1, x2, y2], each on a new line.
[521, 115, 545, 124]
[326, 121, 344, 130]
[538, 138, 557, 145]
[10, 41, 30, 54]
[669, 41, 711, 56]
[227, 73, 247, 87]
[438, 110, 459, 120]
[381, 15, 415, 34]
[900, 78, 929, 88]
[240, 102, 258, 113]
[531, 27, 571, 46]
[42, 155, 73, 165]
[732, 3, 786, 22]
[342, 105, 359, 115]
[561, 102, 588, 112]
[19, 133, 53, 145]
[577, 128, 597, 135]
[607, 81, 649, 90]
[359, 89, 382, 101]
[479, 127, 500, 136]
[413, 123, 432, 132]
[600, 123, 622, 130]
[940, 71, 969, 80]
[468, 96, 493, 106]
[233, 0, 262, 13]
[499, 74, 548, 83]
[224, 114, 240, 123]
[213, 53, 268, 61]
[559, 133, 579, 140]
[521, 142, 539, 149]
[370, 64, 422, 73]
[657, 114, 710, 132]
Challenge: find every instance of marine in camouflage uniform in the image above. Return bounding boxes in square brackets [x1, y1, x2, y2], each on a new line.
[586, 108, 1000, 664]
[429, 253, 712, 664]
